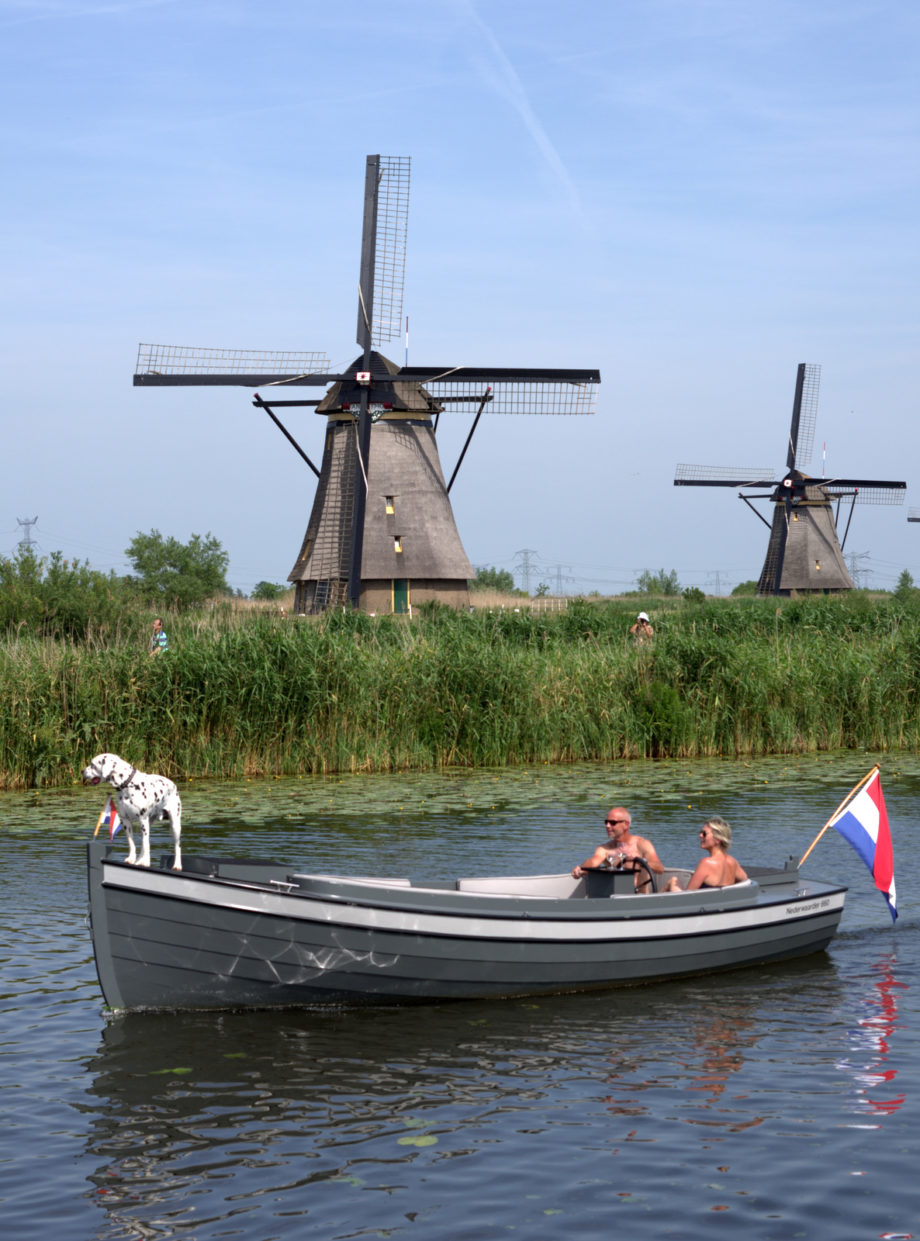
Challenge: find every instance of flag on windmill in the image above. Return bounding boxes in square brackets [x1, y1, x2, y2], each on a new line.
[93, 796, 122, 841]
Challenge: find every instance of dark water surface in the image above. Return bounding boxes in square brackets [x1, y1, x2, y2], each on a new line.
[2, 756, 918, 1240]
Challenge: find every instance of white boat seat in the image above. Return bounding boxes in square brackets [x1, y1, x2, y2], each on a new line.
[457, 874, 583, 899]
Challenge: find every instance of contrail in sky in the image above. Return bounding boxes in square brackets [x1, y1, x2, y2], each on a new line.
[0, 0, 182, 25]
[455, 0, 584, 220]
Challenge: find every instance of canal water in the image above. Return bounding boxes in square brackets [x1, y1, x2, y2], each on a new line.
[1, 755, 917, 1240]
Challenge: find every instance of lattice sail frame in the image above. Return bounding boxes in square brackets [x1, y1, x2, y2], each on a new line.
[674, 464, 777, 485]
[823, 484, 905, 507]
[136, 344, 331, 377]
[790, 362, 821, 468]
[427, 379, 597, 415]
[673, 464, 904, 506]
[371, 156, 410, 347]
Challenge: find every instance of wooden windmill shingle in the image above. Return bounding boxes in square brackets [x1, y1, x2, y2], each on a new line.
[674, 364, 906, 595]
[134, 156, 600, 613]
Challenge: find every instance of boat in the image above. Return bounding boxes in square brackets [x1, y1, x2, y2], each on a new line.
[86, 839, 847, 1011]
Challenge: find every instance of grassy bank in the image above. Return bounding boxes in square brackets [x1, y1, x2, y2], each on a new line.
[1, 595, 918, 789]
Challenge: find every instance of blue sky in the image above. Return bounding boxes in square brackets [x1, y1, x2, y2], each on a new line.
[2, 0, 917, 594]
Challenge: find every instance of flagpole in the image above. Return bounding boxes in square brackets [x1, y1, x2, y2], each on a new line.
[798, 764, 879, 867]
[93, 799, 109, 838]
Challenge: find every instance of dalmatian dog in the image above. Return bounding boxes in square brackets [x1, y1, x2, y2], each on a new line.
[82, 753, 182, 870]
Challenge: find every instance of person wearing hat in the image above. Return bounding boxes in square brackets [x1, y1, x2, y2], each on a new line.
[629, 611, 654, 642]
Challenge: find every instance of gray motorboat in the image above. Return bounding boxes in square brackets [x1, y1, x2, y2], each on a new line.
[86, 840, 847, 1011]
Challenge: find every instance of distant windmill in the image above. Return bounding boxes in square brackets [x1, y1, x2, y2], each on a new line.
[674, 364, 906, 595]
[134, 155, 599, 614]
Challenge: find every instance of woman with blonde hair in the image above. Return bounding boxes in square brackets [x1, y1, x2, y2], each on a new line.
[665, 816, 747, 891]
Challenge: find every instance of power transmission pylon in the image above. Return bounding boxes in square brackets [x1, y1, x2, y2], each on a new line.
[514, 549, 539, 594]
[17, 516, 38, 551]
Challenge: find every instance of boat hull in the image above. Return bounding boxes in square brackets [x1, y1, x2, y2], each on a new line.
[87, 842, 847, 1011]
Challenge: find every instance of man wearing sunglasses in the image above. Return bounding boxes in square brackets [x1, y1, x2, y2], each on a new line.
[571, 807, 665, 890]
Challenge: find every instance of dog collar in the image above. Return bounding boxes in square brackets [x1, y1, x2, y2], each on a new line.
[114, 766, 137, 791]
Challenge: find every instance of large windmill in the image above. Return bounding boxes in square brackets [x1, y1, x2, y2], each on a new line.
[674, 363, 906, 595]
[134, 155, 599, 614]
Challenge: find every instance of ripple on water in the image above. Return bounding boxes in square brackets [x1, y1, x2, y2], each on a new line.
[0, 761, 918, 1240]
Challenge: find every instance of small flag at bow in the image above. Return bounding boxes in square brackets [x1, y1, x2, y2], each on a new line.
[94, 797, 123, 841]
[828, 767, 897, 922]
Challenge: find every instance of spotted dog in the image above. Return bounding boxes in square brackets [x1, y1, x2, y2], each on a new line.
[82, 752, 182, 870]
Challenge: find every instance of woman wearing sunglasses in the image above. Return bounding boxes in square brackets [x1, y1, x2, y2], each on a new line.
[665, 816, 747, 891]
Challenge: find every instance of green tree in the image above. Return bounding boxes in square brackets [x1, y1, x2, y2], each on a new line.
[0, 547, 138, 639]
[125, 530, 230, 609]
[471, 566, 516, 593]
[731, 580, 759, 597]
[893, 569, 918, 603]
[682, 586, 705, 604]
[252, 581, 286, 601]
[636, 568, 681, 596]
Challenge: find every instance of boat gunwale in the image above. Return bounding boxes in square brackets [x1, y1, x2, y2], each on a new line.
[96, 850, 848, 928]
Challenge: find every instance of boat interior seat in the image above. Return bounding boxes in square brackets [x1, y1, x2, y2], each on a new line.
[456, 874, 584, 899]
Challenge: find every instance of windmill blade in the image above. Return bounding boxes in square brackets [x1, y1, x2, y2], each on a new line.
[787, 362, 820, 470]
[134, 344, 333, 387]
[356, 155, 410, 353]
[675, 464, 777, 487]
[822, 479, 906, 506]
[421, 368, 599, 415]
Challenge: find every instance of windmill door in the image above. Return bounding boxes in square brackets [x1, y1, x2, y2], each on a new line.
[393, 579, 410, 614]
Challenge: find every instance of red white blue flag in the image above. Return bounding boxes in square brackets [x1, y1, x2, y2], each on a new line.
[828, 768, 897, 922]
[93, 797, 123, 841]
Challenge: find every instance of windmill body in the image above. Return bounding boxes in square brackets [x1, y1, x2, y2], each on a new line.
[288, 352, 473, 614]
[675, 364, 906, 595]
[757, 473, 855, 593]
[134, 156, 599, 613]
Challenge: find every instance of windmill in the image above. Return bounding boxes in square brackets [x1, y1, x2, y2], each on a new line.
[134, 155, 599, 614]
[674, 363, 906, 595]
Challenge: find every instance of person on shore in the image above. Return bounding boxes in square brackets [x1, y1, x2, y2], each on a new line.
[150, 617, 168, 655]
[665, 816, 747, 891]
[572, 807, 665, 891]
[630, 611, 654, 643]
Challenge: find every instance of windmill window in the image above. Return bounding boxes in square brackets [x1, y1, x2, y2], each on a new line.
[394, 536, 403, 553]
[385, 496, 395, 515]
[792, 513, 799, 521]
[815, 560, 821, 571]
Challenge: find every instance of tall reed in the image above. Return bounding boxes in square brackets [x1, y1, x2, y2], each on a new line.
[1, 594, 918, 788]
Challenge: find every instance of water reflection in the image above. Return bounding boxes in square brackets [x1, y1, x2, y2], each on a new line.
[837, 951, 908, 1119]
[77, 959, 853, 1234]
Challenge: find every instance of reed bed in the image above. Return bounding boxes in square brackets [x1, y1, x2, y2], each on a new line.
[1, 595, 918, 788]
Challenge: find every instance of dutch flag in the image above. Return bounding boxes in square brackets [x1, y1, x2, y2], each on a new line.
[93, 797, 123, 841]
[828, 768, 897, 922]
